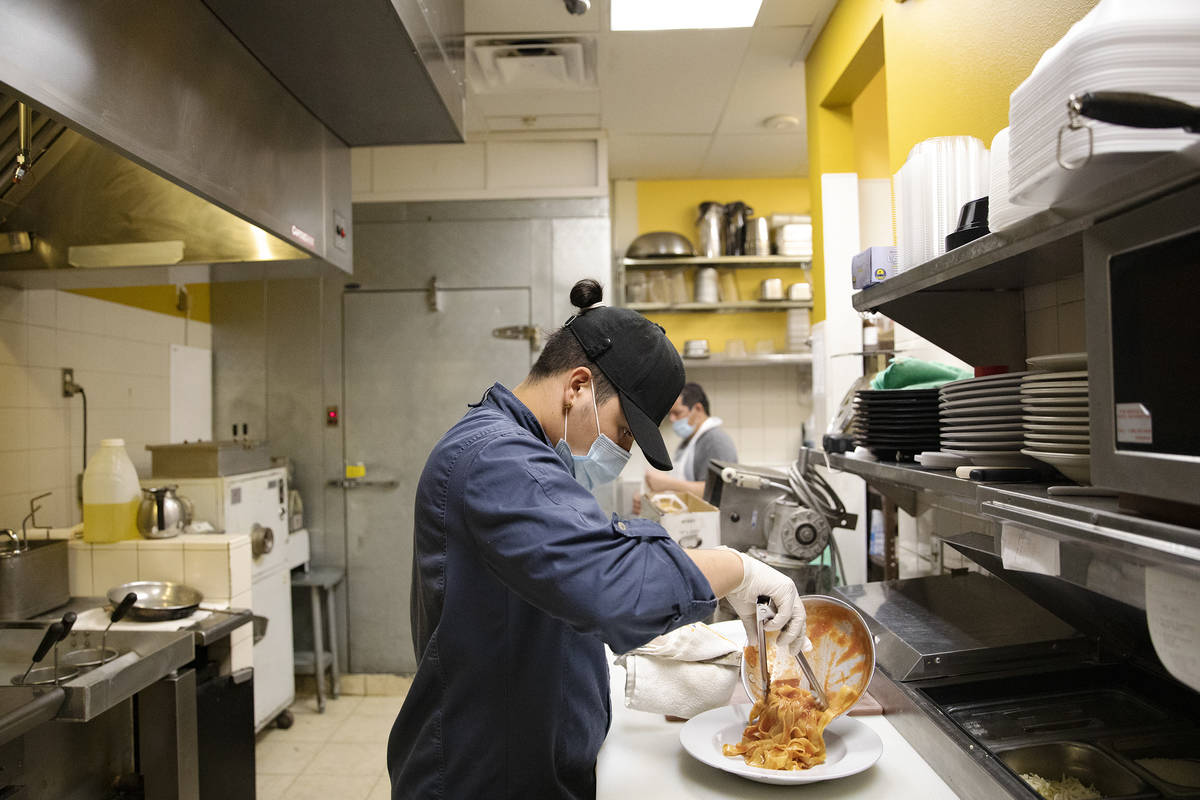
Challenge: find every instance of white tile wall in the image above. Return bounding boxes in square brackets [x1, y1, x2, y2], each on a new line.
[0, 286, 212, 531]
[1024, 276, 1087, 358]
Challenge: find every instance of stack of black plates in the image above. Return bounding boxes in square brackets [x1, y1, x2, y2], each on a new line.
[851, 390, 941, 461]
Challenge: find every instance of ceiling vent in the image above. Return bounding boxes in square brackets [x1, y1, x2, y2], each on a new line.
[466, 36, 597, 93]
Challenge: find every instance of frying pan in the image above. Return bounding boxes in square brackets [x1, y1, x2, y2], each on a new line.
[107, 581, 204, 622]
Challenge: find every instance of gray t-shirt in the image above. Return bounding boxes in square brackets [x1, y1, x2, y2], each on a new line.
[676, 424, 739, 482]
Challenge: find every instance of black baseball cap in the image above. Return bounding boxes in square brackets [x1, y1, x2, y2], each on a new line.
[566, 306, 684, 471]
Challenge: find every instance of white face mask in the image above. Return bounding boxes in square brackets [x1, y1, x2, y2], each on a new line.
[554, 384, 631, 491]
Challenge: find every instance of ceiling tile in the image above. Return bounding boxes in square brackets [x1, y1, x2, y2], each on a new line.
[469, 89, 602, 119]
[756, 0, 830, 27]
[600, 29, 753, 134]
[717, 26, 808, 135]
[700, 133, 808, 178]
[607, 134, 711, 179]
[465, 0, 605, 34]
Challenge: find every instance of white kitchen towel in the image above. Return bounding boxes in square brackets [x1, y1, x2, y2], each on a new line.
[613, 622, 742, 719]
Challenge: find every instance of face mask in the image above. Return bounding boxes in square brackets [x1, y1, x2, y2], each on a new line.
[554, 384, 631, 491]
[672, 416, 696, 439]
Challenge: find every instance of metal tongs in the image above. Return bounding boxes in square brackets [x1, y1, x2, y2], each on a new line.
[755, 596, 828, 710]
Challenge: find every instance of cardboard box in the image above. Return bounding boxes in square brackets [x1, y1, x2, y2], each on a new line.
[851, 246, 898, 289]
[641, 491, 719, 549]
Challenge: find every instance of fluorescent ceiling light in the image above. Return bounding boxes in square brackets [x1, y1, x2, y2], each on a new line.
[611, 0, 763, 31]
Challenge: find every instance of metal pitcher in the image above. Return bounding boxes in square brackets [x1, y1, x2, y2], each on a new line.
[137, 486, 187, 539]
[696, 202, 725, 258]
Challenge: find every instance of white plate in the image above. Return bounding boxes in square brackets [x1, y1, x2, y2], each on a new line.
[1025, 441, 1090, 453]
[939, 412, 1024, 424]
[1026, 353, 1087, 371]
[1022, 406, 1090, 417]
[940, 430, 1024, 441]
[942, 448, 1035, 466]
[679, 706, 883, 785]
[1023, 416, 1091, 425]
[941, 395, 1024, 408]
[939, 371, 1043, 390]
[1020, 386, 1089, 396]
[1020, 397, 1090, 407]
[917, 451, 971, 468]
[1021, 449, 1091, 482]
[940, 404, 1023, 418]
[1022, 370, 1088, 383]
[942, 423, 1026, 433]
[1025, 431, 1090, 442]
[939, 380, 1026, 398]
[941, 440, 1025, 450]
[1023, 425, 1090, 435]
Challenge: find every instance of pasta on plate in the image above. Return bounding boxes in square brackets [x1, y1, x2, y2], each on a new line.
[723, 635, 858, 771]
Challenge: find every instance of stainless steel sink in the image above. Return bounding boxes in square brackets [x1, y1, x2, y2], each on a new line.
[0, 540, 69, 619]
[0, 623, 194, 722]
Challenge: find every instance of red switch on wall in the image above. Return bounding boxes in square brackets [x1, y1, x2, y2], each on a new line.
[326, 405, 339, 426]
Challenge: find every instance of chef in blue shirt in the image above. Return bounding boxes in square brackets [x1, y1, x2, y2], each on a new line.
[388, 279, 808, 799]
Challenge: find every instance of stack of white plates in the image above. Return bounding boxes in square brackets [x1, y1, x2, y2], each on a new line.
[938, 372, 1042, 466]
[894, 136, 990, 271]
[774, 221, 813, 258]
[1009, 0, 1200, 207]
[1020, 353, 1091, 483]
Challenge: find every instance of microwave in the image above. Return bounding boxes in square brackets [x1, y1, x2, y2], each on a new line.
[1084, 180, 1200, 511]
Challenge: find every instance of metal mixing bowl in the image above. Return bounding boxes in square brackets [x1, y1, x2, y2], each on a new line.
[625, 231, 696, 259]
[741, 594, 876, 717]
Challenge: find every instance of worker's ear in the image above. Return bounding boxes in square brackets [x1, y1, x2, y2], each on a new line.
[563, 366, 593, 407]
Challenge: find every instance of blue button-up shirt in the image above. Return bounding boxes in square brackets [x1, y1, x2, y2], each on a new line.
[387, 383, 717, 799]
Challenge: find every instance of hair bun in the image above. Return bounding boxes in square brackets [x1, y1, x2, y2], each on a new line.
[570, 278, 603, 309]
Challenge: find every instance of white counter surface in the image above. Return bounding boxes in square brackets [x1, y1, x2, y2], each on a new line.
[597, 662, 960, 799]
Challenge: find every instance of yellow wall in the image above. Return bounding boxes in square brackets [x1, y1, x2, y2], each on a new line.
[852, 67, 890, 181]
[634, 178, 811, 355]
[804, 0, 1099, 322]
[70, 284, 212, 324]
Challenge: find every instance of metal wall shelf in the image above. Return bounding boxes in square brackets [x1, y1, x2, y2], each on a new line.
[627, 300, 812, 313]
[815, 449, 1200, 570]
[622, 255, 811, 270]
[850, 142, 1200, 369]
[682, 352, 813, 368]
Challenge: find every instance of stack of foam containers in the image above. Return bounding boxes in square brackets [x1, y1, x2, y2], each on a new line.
[988, 127, 1047, 232]
[1008, 0, 1200, 207]
[893, 136, 990, 272]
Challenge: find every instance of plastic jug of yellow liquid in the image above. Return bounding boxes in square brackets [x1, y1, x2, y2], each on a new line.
[82, 439, 142, 543]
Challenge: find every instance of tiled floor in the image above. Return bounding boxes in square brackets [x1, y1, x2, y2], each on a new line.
[255, 680, 412, 800]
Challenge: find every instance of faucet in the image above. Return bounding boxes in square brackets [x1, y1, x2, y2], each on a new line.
[0, 529, 19, 553]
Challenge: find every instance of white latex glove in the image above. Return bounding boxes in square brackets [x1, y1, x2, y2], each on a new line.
[718, 547, 811, 656]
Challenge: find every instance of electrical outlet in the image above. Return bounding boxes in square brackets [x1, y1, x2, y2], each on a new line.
[61, 367, 75, 398]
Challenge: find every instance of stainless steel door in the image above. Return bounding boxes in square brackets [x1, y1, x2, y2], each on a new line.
[342, 288, 532, 672]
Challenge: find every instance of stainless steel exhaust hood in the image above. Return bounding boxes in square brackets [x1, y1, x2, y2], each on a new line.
[0, 1, 355, 281]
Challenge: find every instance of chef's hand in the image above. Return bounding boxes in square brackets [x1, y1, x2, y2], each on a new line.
[719, 547, 811, 656]
[631, 494, 642, 516]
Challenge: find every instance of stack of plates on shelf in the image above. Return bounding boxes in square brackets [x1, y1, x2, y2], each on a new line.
[1020, 353, 1091, 483]
[851, 390, 941, 461]
[1009, 0, 1200, 207]
[938, 372, 1043, 466]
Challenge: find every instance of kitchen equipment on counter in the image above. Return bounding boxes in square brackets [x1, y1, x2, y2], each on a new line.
[758, 278, 784, 300]
[15, 612, 76, 686]
[146, 439, 272, 478]
[145, 466, 294, 731]
[83, 438, 142, 543]
[1085, 180, 1200, 515]
[696, 202, 725, 258]
[682, 339, 710, 359]
[625, 231, 695, 259]
[723, 202, 752, 255]
[694, 267, 719, 303]
[744, 215, 770, 256]
[109, 581, 204, 622]
[137, 486, 189, 539]
[0, 539, 68, 619]
[62, 593, 136, 668]
[945, 196, 990, 251]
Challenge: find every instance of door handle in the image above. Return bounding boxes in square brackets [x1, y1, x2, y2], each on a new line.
[327, 478, 399, 490]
